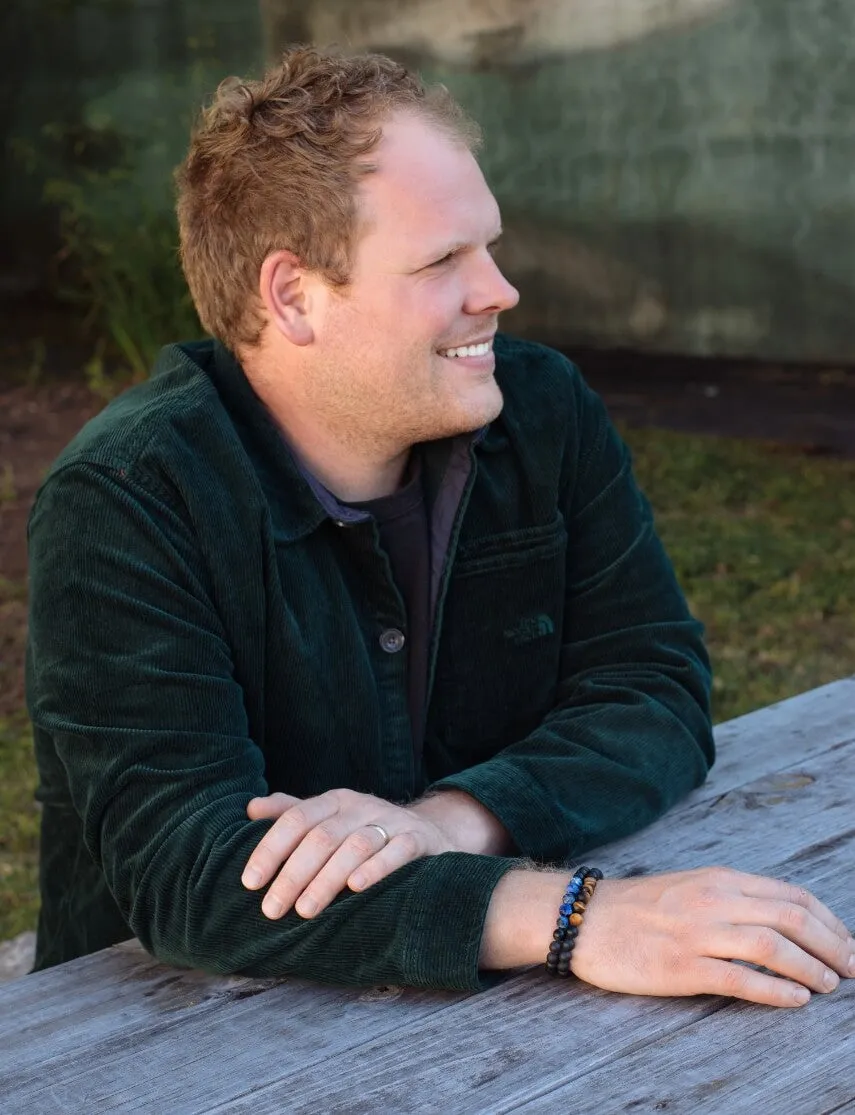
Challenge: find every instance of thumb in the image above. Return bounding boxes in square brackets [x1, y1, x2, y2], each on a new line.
[247, 792, 302, 820]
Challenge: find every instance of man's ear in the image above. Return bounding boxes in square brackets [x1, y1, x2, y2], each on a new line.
[259, 250, 314, 346]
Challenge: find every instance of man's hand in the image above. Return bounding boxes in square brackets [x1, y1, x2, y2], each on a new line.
[241, 789, 455, 919]
[482, 866, 854, 1007]
[569, 867, 854, 1007]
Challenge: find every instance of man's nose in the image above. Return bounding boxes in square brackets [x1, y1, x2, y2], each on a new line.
[464, 253, 520, 316]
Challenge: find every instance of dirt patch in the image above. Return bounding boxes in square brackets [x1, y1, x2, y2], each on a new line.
[0, 380, 102, 720]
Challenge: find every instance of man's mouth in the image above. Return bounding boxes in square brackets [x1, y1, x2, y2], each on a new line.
[437, 340, 493, 359]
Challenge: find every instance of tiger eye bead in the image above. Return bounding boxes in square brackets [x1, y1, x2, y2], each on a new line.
[546, 868, 603, 976]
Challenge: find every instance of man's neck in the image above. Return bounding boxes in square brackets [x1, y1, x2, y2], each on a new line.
[243, 354, 412, 502]
[291, 439, 411, 503]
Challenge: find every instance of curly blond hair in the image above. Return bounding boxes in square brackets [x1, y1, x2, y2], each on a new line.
[175, 46, 482, 354]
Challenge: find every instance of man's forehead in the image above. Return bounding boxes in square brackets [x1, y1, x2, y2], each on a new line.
[356, 119, 500, 252]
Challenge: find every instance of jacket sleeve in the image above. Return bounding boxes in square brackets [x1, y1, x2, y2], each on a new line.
[430, 367, 715, 861]
[27, 462, 516, 990]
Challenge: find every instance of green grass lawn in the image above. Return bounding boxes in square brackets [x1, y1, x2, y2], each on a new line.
[2, 423, 855, 942]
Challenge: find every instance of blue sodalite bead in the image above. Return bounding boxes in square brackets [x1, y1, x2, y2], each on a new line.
[557, 915, 570, 929]
[558, 903, 574, 916]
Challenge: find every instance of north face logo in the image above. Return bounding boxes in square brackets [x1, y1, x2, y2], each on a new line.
[503, 614, 555, 646]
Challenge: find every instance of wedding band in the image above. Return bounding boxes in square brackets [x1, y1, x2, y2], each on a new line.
[366, 823, 390, 847]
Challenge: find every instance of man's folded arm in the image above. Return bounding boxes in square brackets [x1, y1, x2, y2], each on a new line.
[27, 462, 516, 989]
[428, 368, 715, 862]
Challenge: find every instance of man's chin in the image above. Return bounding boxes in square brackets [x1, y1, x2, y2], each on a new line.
[447, 382, 504, 436]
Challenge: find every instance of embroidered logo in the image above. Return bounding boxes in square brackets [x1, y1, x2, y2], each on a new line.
[503, 614, 555, 646]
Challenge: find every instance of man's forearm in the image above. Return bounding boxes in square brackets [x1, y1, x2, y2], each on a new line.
[407, 788, 515, 857]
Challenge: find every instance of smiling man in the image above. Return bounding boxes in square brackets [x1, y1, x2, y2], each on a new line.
[27, 47, 854, 1007]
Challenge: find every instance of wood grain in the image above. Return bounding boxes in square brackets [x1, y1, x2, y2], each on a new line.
[1, 677, 852, 1114]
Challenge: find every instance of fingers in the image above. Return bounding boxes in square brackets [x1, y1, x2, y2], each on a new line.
[242, 793, 339, 891]
[246, 792, 302, 821]
[706, 923, 841, 996]
[260, 822, 395, 919]
[691, 957, 813, 1009]
[727, 870, 853, 943]
[241, 787, 434, 919]
[293, 830, 422, 917]
[725, 896, 855, 980]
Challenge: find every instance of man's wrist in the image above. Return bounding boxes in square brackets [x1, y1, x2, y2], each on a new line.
[479, 868, 569, 970]
[407, 788, 514, 857]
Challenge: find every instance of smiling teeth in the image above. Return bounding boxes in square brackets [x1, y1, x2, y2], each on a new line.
[439, 342, 492, 358]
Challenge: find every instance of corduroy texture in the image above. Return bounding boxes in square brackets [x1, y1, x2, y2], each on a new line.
[26, 333, 714, 988]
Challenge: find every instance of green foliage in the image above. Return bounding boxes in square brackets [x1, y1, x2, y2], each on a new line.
[43, 155, 202, 381]
[0, 716, 40, 941]
[0, 466, 17, 506]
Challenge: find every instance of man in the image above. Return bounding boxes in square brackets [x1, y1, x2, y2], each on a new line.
[27, 47, 852, 1006]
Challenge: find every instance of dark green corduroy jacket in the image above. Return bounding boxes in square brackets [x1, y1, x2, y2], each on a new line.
[26, 333, 714, 989]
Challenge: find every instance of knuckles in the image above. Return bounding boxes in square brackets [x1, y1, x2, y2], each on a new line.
[394, 830, 420, 858]
[689, 884, 722, 911]
[719, 962, 752, 997]
[779, 902, 809, 934]
[345, 832, 378, 857]
[751, 926, 780, 963]
[305, 823, 340, 852]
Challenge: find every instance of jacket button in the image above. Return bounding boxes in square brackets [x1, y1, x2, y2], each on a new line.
[379, 628, 406, 654]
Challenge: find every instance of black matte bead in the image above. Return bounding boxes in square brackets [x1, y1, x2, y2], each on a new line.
[553, 928, 568, 941]
[590, 867, 604, 880]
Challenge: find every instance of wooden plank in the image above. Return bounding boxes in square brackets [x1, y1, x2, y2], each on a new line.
[189, 850, 855, 1115]
[5, 738, 850, 1115]
[666, 676, 855, 811]
[598, 735, 855, 883]
[0, 943, 458, 1106]
[1, 680, 851, 1115]
[513, 950, 855, 1113]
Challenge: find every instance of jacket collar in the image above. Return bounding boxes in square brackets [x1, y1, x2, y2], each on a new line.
[174, 339, 498, 543]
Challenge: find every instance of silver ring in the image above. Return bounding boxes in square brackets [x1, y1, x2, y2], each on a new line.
[366, 823, 390, 847]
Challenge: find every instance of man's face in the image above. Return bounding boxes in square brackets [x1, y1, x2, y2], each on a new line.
[304, 111, 520, 454]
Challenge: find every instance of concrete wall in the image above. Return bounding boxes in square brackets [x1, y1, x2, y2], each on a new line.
[266, 0, 855, 363]
[5, 0, 854, 363]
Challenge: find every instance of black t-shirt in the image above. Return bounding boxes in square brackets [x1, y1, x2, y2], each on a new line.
[348, 452, 431, 756]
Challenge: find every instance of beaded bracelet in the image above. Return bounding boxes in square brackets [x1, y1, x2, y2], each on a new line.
[545, 866, 603, 977]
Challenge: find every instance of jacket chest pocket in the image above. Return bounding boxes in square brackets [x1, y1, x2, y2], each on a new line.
[431, 517, 567, 756]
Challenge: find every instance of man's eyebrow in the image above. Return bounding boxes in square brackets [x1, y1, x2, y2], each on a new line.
[418, 227, 504, 266]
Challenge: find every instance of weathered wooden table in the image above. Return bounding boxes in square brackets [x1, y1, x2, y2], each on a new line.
[2, 679, 853, 1114]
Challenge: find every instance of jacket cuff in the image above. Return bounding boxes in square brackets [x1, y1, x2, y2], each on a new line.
[400, 852, 520, 991]
[431, 759, 578, 865]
